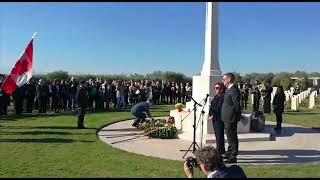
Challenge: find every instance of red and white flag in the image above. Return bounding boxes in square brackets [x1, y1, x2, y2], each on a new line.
[1, 33, 37, 94]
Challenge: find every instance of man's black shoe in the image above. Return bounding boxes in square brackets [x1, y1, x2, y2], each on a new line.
[224, 159, 237, 163]
[132, 123, 138, 127]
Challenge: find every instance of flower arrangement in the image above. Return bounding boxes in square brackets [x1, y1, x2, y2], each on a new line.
[175, 103, 184, 112]
[138, 118, 177, 139]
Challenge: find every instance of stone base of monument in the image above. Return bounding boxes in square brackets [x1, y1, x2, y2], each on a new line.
[170, 109, 271, 143]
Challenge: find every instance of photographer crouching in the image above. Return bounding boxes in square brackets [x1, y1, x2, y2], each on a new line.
[184, 146, 247, 178]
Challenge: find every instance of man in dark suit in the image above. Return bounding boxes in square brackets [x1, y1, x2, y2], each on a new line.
[221, 73, 241, 163]
[36, 79, 49, 114]
[262, 81, 272, 114]
[77, 81, 89, 129]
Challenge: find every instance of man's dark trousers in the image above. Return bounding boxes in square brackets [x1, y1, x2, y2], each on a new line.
[133, 112, 146, 125]
[224, 121, 238, 160]
[78, 108, 86, 128]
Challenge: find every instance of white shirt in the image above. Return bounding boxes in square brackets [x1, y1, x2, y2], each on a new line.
[207, 170, 223, 178]
[227, 83, 234, 91]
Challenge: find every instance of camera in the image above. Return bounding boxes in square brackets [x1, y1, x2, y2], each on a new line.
[186, 157, 199, 169]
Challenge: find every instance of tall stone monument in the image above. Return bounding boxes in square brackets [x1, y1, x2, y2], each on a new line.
[171, 2, 223, 142]
[170, 2, 267, 144]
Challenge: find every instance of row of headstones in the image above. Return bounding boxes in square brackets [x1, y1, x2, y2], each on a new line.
[290, 87, 319, 111]
[249, 87, 318, 111]
[250, 87, 281, 105]
[290, 88, 310, 111]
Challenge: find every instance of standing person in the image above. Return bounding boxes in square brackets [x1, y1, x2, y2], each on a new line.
[131, 100, 154, 127]
[208, 82, 226, 155]
[165, 82, 171, 104]
[251, 82, 261, 113]
[241, 83, 249, 110]
[76, 81, 89, 129]
[221, 73, 241, 163]
[170, 82, 176, 104]
[160, 82, 167, 104]
[116, 81, 126, 111]
[176, 83, 181, 103]
[59, 80, 68, 111]
[180, 82, 186, 104]
[24, 80, 36, 113]
[273, 86, 286, 133]
[0, 80, 10, 115]
[262, 81, 272, 114]
[111, 81, 117, 109]
[185, 82, 192, 102]
[36, 79, 49, 114]
[12, 85, 25, 115]
[68, 77, 78, 112]
[128, 81, 136, 106]
[50, 79, 61, 113]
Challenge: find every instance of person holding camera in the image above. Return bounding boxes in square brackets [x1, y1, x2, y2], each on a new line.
[183, 146, 247, 178]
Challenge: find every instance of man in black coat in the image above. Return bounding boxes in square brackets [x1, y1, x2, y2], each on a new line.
[24, 80, 36, 113]
[76, 81, 89, 129]
[273, 86, 285, 132]
[221, 73, 241, 163]
[36, 79, 49, 113]
[0, 81, 10, 115]
[12, 85, 25, 115]
[251, 82, 261, 113]
[262, 81, 273, 114]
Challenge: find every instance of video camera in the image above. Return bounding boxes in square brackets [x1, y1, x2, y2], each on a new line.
[186, 156, 199, 170]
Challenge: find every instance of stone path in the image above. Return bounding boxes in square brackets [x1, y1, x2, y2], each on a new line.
[97, 118, 320, 165]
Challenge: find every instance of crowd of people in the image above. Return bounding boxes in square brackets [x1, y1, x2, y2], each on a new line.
[0, 76, 192, 116]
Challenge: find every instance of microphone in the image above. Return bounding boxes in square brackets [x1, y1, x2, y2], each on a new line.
[187, 95, 202, 107]
[206, 94, 209, 98]
[204, 94, 209, 102]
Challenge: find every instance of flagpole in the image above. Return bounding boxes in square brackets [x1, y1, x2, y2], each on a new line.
[32, 32, 37, 39]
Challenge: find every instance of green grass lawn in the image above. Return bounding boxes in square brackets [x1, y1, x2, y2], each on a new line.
[1, 102, 320, 178]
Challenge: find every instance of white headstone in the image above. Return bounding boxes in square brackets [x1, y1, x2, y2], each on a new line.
[291, 95, 298, 111]
[251, 94, 254, 105]
[309, 92, 316, 109]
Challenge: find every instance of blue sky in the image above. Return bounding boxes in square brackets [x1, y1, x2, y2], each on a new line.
[0, 2, 319, 77]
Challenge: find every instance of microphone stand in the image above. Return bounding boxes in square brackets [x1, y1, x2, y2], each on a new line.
[180, 95, 206, 159]
[196, 94, 210, 148]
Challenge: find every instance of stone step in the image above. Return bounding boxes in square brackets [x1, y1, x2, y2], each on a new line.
[178, 132, 273, 144]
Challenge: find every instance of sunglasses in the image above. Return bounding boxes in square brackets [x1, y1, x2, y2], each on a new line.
[214, 86, 220, 89]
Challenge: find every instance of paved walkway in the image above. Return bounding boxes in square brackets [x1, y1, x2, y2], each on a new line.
[97, 118, 320, 165]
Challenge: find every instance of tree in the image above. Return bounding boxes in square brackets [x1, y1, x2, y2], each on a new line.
[271, 72, 292, 90]
[47, 70, 69, 81]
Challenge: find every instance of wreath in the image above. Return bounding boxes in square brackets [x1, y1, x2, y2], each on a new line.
[137, 117, 177, 139]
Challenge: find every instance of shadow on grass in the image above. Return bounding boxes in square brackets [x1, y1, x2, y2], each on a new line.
[238, 149, 320, 164]
[284, 112, 320, 115]
[0, 138, 95, 143]
[0, 126, 97, 130]
[0, 130, 94, 136]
